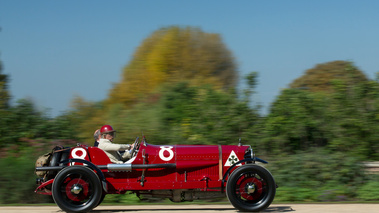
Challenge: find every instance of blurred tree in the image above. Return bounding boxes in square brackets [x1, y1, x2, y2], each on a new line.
[243, 71, 258, 102]
[290, 61, 368, 92]
[262, 88, 328, 154]
[160, 81, 259, 145]
[263, 61, 379, 160]
[107, 26, 238, 107]
[0, 59, 10, 109]
[68, 96, 105, 143]
[0, 99, 80, 148]
[325, 79, 379, 159]
[0, 99, 44, 148]
[270, 148, 366, 202]
[72, 26, 240, 144]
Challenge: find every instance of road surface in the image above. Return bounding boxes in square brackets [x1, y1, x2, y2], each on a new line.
[1, 204, 379, 213]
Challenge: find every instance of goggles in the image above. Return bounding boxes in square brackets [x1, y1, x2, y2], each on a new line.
[105, 132, 116, 138]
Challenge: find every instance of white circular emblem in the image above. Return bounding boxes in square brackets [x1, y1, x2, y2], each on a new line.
[72, 147, 87, 159]
[71, 147, 87, 165]
[159, 146, 174, 161]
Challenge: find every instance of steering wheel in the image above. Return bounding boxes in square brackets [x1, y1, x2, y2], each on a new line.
[130, 137, 140, 157]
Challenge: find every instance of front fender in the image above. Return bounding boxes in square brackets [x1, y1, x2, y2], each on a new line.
[223, 158, 268, 180]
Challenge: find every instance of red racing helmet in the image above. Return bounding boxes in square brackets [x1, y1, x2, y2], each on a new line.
[100, 125, 116, 134]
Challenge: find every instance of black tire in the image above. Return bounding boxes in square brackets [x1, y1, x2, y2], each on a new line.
[52, 166, 102, 213]
[96, 192, 106, 207]
[226, 164, 276, 212]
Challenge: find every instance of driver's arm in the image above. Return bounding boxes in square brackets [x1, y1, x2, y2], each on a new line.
[121, 151, 132, 160]
[99, 141, 131, 151]
[121, 143, 135, 160]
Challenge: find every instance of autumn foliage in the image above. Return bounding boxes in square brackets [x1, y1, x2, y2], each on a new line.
[107, 26, 238, 107]
[290, 60, 368, 92]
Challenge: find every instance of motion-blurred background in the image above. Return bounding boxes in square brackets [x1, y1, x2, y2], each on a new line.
[0, 0, 378, 204]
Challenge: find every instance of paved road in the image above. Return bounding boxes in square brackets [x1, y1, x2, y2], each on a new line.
[1, 204, 379, 213]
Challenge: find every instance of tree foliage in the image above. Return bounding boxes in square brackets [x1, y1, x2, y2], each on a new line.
[263, 61, 379, 160]
[0, 99, 79, 150]
[357, 175, 379, 201]
[160, 82, 259, 145]
[262, 89, 328, 154]
[0, 147, 54, 204]
[73, 77, 260, 147]
[0, 99, 78, 204]
[68, 96, 105, 142]
[271, 148, 365, 202]
[107, 26, 238, 107]
[0, 59, 10, 110]
[290, 61, 368, 92]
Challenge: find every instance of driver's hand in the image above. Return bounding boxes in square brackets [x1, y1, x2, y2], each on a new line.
[122, 151, 132, 159]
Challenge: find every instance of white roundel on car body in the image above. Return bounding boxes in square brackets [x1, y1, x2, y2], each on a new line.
[224, 150, 240, 166]
[72, 147, 86, 159]
[71, 147, 87, 165]
[159, 146, 174, 161]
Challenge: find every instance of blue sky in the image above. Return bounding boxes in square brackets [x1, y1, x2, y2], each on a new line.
[1, 0, 379, 117]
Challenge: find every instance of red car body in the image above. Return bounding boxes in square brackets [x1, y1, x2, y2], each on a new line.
[35, 137, 276, 212]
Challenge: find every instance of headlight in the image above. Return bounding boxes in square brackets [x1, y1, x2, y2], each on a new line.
[244, 146, 255, 160]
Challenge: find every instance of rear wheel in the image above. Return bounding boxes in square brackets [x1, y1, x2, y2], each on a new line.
[52, 166, 102, 213]
[226, 164, 276, 212]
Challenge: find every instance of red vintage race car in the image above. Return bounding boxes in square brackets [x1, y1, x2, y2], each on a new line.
[35, 137, 276, 212]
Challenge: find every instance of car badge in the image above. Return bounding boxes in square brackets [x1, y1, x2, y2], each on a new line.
[224, 150, 240, 166]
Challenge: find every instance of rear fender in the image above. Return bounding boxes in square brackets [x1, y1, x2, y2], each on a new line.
[34, 179, 54, 195]
[35, 159, 107, 195]
[60, 159, 107, 193]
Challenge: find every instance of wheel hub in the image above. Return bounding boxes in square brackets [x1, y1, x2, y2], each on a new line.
[71, 184, 83, 195]
[246, 183, 256, 194]
[238, 175, 264, 201]
[65, 178, 90, 202]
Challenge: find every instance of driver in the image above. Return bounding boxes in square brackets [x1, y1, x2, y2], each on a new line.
[97, 125, 134, 164]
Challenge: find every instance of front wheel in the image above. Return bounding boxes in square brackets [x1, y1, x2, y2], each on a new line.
[226, 164, 276, 212]
[52, 166, 102, 213]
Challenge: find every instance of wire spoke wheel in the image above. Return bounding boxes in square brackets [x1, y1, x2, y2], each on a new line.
[52, 166, 101, 213]
[235, 173, 265, 202]
[226, 165, 276, 212]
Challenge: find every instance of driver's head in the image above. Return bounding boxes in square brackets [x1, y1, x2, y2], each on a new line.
[100, 125, 116, 142]
[93, 129, 100, 141]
